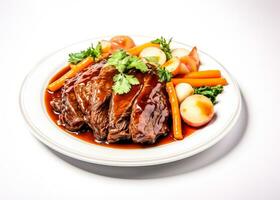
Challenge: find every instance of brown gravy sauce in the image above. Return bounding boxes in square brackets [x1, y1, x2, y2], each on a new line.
[45, 66, 198, 149]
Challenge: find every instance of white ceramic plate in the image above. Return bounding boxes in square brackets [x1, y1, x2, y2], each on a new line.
[20, 36, 241, 166]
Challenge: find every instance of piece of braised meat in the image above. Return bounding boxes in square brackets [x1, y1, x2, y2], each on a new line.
[88, 66, 117, 140]
[50, 92, 62, 113]
[129, 72, 170, 144]
[50, 61, 104, 131]
[74, 60, 105, 117]
[58, 75, 85, 131]
[107, 71, 145, 143]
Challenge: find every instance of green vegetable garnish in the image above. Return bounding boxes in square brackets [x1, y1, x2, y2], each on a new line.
[108, 50, 148, 95]
[127, 56, 148, 72]
[194, 86, 224, 104]
[157, 67, 172, 82]
[112, 73, 140, 94]
[68, 42, 102, 64]
[151, 36, 173, 60]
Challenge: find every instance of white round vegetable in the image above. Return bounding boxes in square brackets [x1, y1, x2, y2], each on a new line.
[175, 83, 194, 103]
[139, 47, 166, 65]
[180, 94, 214, 127]
[171, 48, 190, 58]
[100, 40, 111, 53]
[178, 62, 192, 74]
[162, 57, 181, 75]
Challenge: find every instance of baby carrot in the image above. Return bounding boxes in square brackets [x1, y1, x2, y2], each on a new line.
[166, 82, 183, 140]
[171, 78, 228, 87]
[184, 70, 221, 79]
[48, 56, 94, 91]
[127, 42, 160, 56]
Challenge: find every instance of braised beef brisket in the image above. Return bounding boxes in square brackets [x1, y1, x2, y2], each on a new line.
[129, 73, 170, 144]
[50, 61, 104, 131]
[58, 75, 85, 131]
[50, 92, 62, 113]
[50, 62, 170, 144]
[74, 60, 105, 116]
[88, 66, 117, 140]
[107, 71, 145, 143]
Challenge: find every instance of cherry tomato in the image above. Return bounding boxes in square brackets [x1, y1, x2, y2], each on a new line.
[110, 35, 136, 50]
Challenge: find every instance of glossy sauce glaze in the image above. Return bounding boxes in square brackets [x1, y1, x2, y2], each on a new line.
[45, 66, 198, 149]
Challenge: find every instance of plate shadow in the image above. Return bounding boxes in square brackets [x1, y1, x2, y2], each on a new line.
[48, 93, 249, 179]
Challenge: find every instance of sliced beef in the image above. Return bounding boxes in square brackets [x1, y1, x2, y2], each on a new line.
[74, 60, 105, 116]
[58, 75, 85, 131]
[54, 61, 104, 131]
[107, 71, 144, 143]
[88, 66, 117, 140]
[129, 73, 170, 144]
[50, 92, 62, 113]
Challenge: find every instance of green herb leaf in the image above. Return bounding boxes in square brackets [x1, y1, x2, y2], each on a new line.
[128, 56, 148, 72]
[108, 50, 148, 73]
[108, 50, 147, 94]
[151, 36, 173, 60]
[94, 42, 102, 58]
[107, 50, 128, 72]
[68, 52, 86, 64]
[107, 50, 127, 65]
[157, 67, 172, 82]
[68, 42, 102, 64]
[112, 74, 140, 94]
[112, 74, 131, 94]
[194, 85, 224, 104]
[125, 74, 140, 85]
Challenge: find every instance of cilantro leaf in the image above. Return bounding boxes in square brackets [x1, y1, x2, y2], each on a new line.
[128, 56, 148, 72]
[112, 74, 140, 95]
[68, 52, 85, 64]
[125, 74, 140, 85]
[107, 50, 129, 72]
[107, 50, 127, 65]
[157, 67, 172, 82]
[112, 74, 131, 94]
[108, 50, 148, 94]
[108, 50, 148, 73]
[151, 36, 173, 60]
[68, 42, 102, 64]
[194, 86, 224, 104]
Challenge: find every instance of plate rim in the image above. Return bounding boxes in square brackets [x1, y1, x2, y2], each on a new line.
[19, 35, 242, 166]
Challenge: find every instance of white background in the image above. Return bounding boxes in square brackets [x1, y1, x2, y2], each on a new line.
[1, 0, 279, 199]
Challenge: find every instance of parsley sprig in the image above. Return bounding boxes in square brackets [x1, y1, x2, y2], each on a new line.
[194, 86, 224, 104]
[68, 42, 102, 64]
[157, 67, 172, 82]
[151, 36, 173, 60]
[107, 50, 148, 94]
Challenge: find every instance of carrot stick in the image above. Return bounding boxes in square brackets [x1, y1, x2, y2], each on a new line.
[71, 56, 94, 72]
[171, 78, 228, 87]
[184, 70, 221, 79]
[47, 69, 76, 91]
[48, 56, 94, 91]
[69, 63, 75, 69]
[127, 42, 160, 56]
[166, 82, 183, 140]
